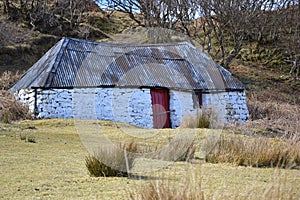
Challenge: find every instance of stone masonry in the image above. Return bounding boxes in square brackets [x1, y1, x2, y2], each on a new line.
[16, 88, 249, 128]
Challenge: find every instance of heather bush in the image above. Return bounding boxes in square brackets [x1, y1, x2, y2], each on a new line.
[27, 135, 37, 143]
[19, 133, 27, 140]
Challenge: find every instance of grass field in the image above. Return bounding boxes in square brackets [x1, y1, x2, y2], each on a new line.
[0, 119, 299, 199]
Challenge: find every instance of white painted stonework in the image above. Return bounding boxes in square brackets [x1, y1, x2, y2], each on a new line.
[202, 91, 249, 124]
[17, 88, 154, 128]
[16, 88, 249, 128]
[169, 90, 197, 128]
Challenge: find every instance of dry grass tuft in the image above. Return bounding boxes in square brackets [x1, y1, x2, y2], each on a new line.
[131, 172, 204, 200]
[203, 134, 300, 168]
[181, 111, 211, 128]
[149, 136, 197, 162]
[85, 141, 138, 177]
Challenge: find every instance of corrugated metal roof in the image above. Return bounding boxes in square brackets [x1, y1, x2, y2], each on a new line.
[10, 37, 245, 92]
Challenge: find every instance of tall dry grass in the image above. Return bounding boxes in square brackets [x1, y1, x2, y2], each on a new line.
[181, 111, 211, 128]
[85, 141, 138, 177]
[131, 166, 298, 200]
[149, 137, 196, 162]
[203, 134, 300, 168]
[131, 179, 204, 200]
[131, 169, 204, 200]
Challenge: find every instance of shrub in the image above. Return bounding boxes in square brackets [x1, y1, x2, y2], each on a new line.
[27, 135, 36, 143]
[0, 71, 21, 91]
[2, 113, 10, 124]
[0, 90, 32, 122]
[85, 141, 138, 177]
[203, 134, 300, 168]
[19, 133, 26, 140]
[0, 71, 31, 122]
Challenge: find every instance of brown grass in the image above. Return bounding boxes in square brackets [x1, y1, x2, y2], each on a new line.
[203, 134, 300, 168]
[246, 92, 300, 138]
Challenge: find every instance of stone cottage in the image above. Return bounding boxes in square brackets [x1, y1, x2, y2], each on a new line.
[10, 37, 249, 128]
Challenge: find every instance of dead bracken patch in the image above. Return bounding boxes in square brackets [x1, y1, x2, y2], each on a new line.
[0, 90, 31, 123]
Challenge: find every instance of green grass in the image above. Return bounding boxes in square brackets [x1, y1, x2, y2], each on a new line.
[0, 119, 299, 199]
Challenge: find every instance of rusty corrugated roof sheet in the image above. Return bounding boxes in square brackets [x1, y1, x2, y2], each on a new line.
[10, 37, 245, 92]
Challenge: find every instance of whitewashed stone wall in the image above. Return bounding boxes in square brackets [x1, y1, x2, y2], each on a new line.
[202, 91, 249, 124]
[169, 90, 197, 128]
[18, 88, 74, 119]
[17, 89, 36, 113]
[17, 88, 153, 128]
[16, 88, 249, 128]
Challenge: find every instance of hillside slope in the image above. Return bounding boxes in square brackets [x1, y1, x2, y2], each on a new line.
[0, 4, 299, 104]
[0, 1, 139, 75]
[0, 17, 59, 74]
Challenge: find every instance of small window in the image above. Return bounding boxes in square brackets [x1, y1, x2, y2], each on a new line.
[192, 91, 203, 108]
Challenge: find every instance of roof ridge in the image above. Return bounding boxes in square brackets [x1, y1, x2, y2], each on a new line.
[66, 37, 191, 47]
[44, 37, 70, 87]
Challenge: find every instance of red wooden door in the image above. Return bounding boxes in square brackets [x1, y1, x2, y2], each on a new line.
[150, 89, 171, 128]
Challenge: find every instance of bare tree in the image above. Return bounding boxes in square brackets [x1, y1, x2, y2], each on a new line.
[2, 0, 94, 34]
[95, 0, 202, 31]
[283, 3, 300, 77]
[199, 0, 277, 68]
[2, 0, 299, 73]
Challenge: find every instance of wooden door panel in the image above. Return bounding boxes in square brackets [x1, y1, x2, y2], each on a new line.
[150, 89, 170, 128]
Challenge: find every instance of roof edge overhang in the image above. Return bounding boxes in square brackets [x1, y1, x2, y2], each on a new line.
[13, 86, 245, 94]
